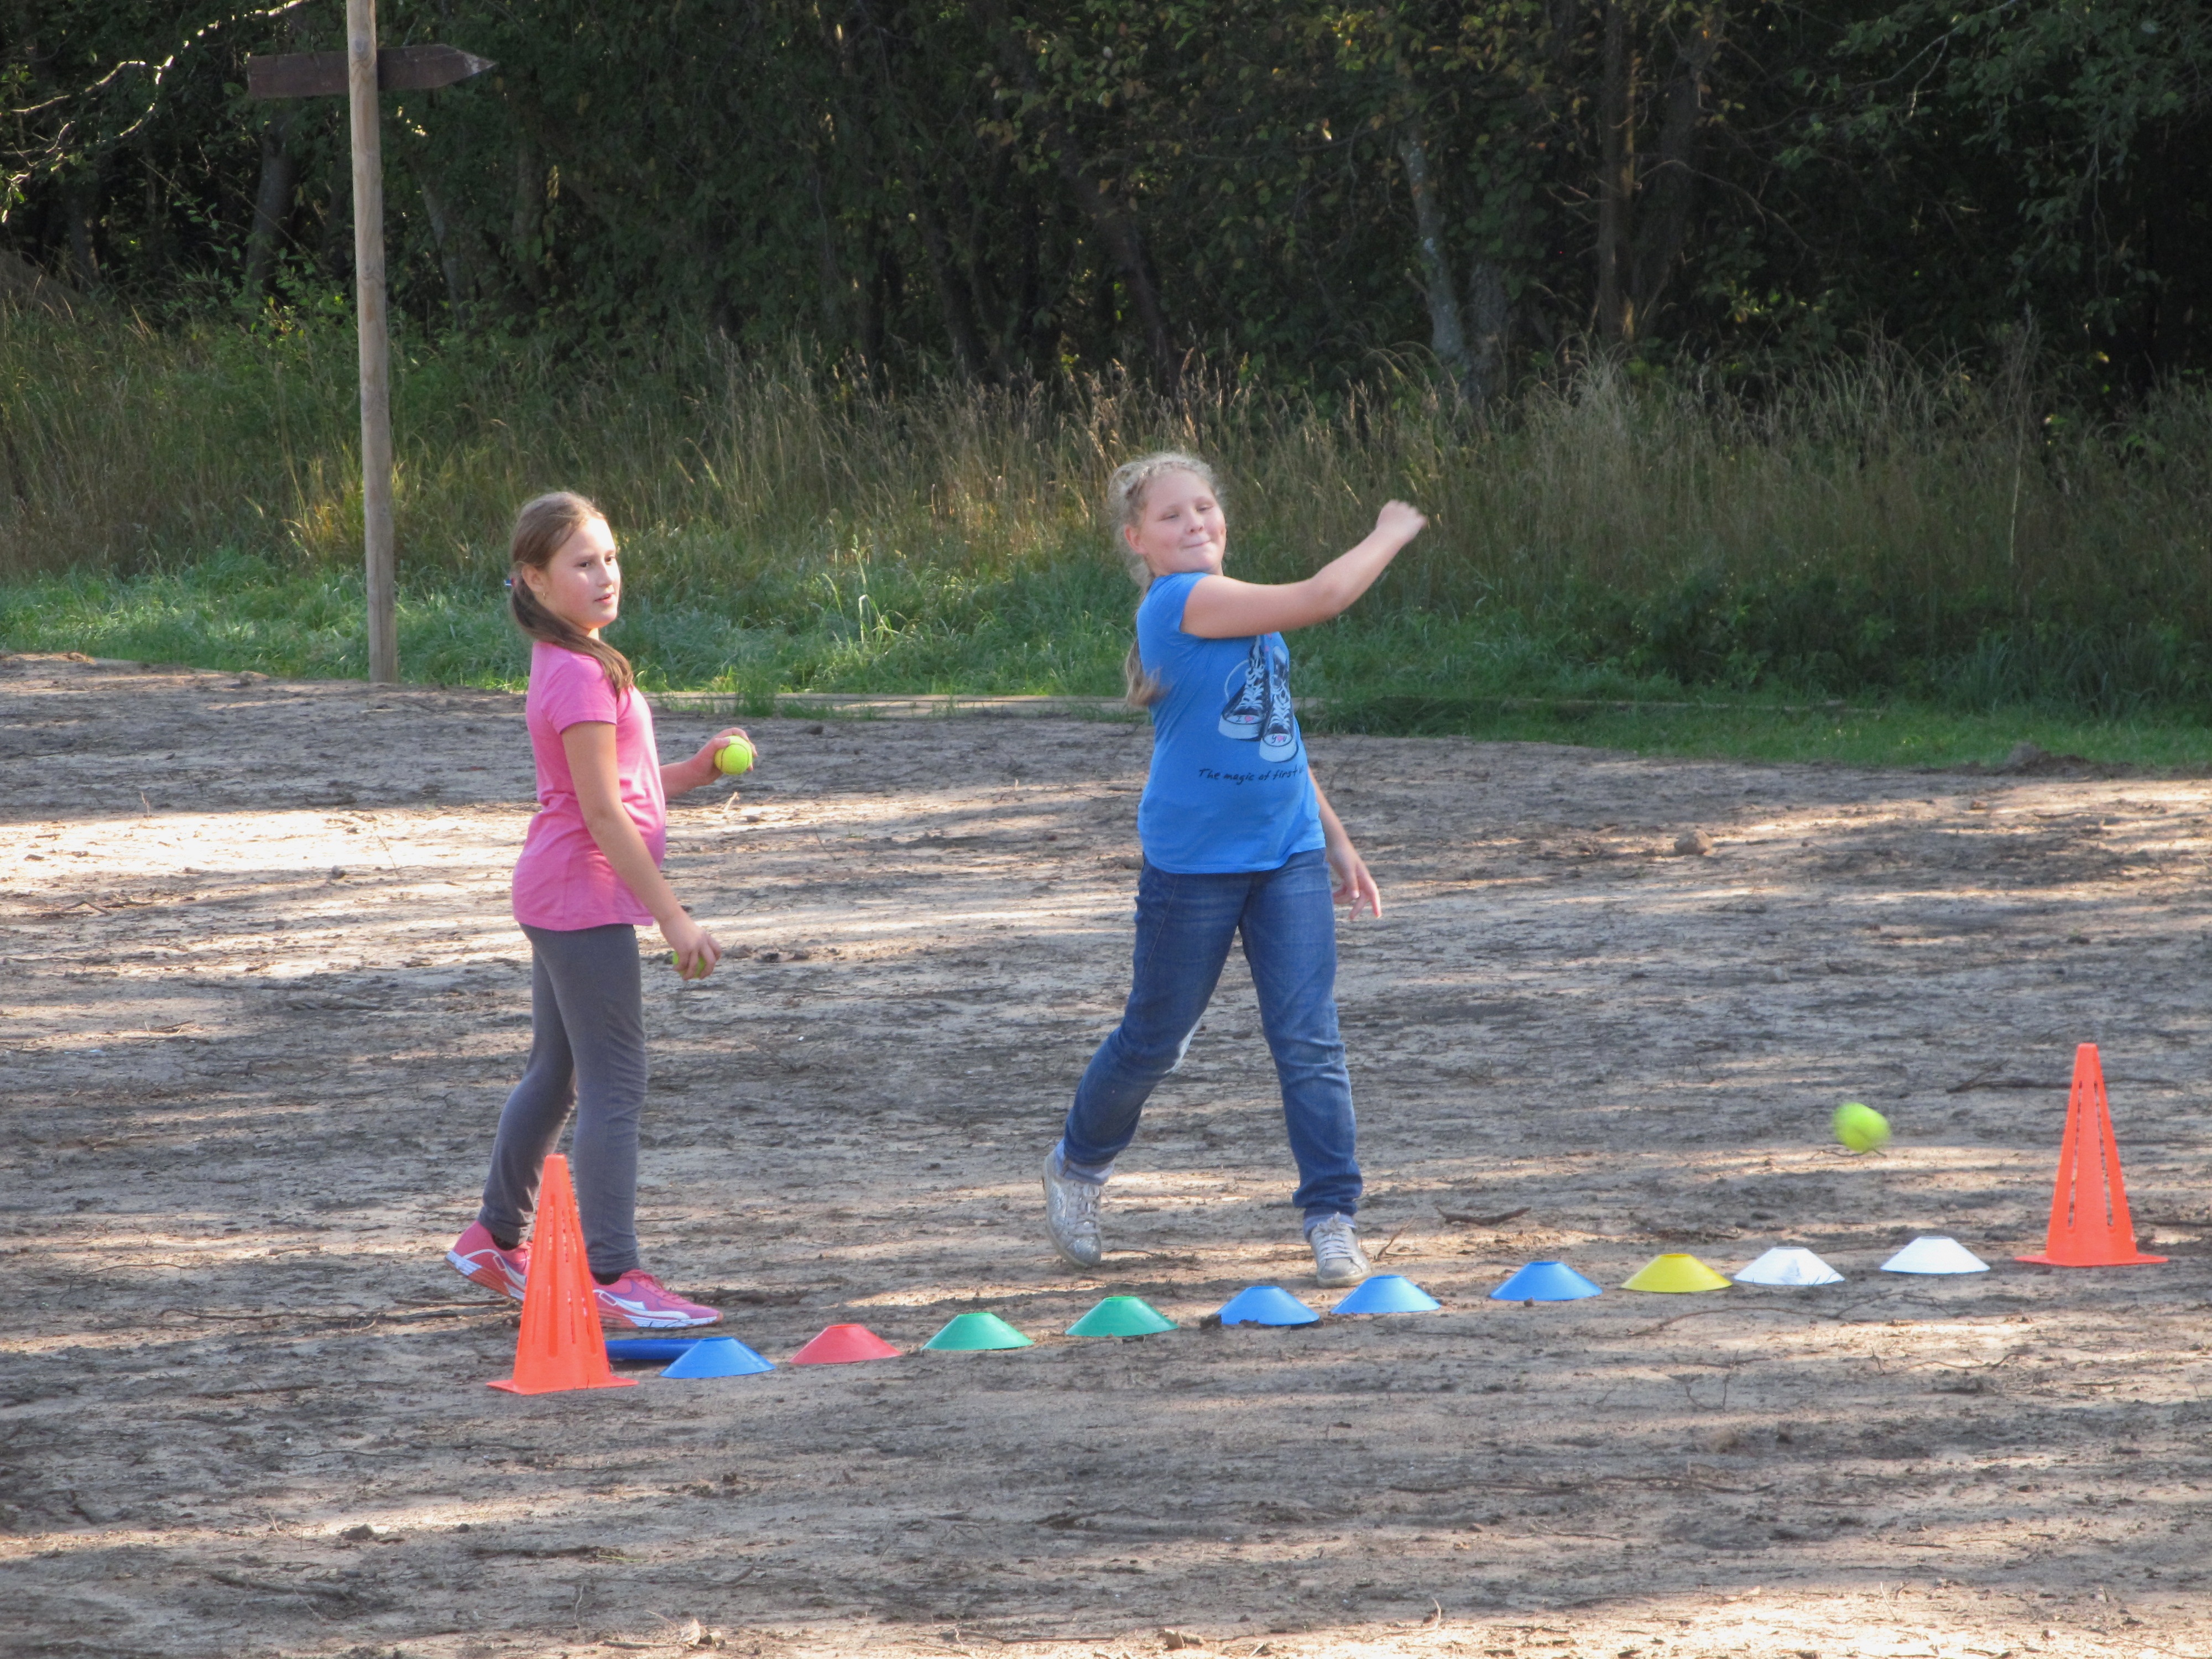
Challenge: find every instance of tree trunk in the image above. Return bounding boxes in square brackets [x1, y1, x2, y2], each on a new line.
[1629, 6, 1722, 333]
[510, 137, 545, 302]
[63, 171, 101, 290]
[862, 233, 892, 369]
[805, 152, 849, 348]
[243, 10, 311, 301]
[244, 113, 300, 299]
[853, 4, 987, 378]
[1063, 163, 1178, 392]
[1465, 256, 1511, 408]
[319, 165, 353, 283]
[414, 166, 472, 326]
[1594, 0, 1634, 343]
[1398, 123, 1473, 394]
[942, 158, 1016, 380]
[909, 186, 987, 379]
[1011, 197, 1046, 369]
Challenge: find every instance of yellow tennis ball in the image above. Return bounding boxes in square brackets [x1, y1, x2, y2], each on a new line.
[715, 735, 755, 776]
[1833, 1101, 1891, 1153]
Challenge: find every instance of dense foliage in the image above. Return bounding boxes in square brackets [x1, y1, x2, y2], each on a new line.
[7, 0, 2210, 388]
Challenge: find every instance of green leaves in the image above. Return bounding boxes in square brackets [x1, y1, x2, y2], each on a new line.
[6, 0, 2209, 383]
[1822, 0, 2212, 335]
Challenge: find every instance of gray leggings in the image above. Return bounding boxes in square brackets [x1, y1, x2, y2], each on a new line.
[478, 922, 647, 1279]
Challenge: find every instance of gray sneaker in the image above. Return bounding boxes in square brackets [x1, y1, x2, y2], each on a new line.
[1307, 1214, 1370, 1287]
[1042, 1151, 1104, 1269]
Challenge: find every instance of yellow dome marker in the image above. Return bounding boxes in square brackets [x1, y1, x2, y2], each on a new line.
[1621, 1252, 1733, 1293]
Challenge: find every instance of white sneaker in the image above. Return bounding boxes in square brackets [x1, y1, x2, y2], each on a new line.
[1042, 1150, 1105, 1269]
[1308, 1214, 1370, 1287]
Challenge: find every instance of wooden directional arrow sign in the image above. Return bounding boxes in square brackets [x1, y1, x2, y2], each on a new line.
[247, 44, 493, 100]
[242, 15, 491, 686]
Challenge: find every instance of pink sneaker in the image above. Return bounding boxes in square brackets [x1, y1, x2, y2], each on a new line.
[447, 1221, 529, 1302]
[594, 1270, 721, 1329]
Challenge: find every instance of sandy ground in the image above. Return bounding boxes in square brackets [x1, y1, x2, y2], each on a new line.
[3, 650, 2209, 1659]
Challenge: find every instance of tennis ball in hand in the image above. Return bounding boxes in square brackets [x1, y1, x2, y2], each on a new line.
[1833, 1101, 1891, 1153]
[715, 735, 755, 776]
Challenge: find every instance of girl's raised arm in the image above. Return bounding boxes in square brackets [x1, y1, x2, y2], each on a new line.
[1180, 500, 1427, 639]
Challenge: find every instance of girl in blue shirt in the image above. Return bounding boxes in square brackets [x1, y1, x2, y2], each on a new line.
[1042, 452, 1428, 1286]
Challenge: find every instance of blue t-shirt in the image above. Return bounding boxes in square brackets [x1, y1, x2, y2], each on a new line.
[1134, 570, 1326, 874]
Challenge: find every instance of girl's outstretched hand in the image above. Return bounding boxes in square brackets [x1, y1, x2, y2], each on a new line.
[670, 726, 755, 796]
[1326, 836, 1382, 919]
[666, 912, 723, 980]
[1374, 499, 1428, 544]
[695, 724, 754, 771]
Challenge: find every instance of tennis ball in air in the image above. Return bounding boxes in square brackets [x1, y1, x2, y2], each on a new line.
[715, 735, 755, 776]
[1833, 1101, 1891, 1153]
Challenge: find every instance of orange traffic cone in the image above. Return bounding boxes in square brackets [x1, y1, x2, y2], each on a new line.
[488, 1154, 638, 1394]
[2015, 1044, 2166, 1269]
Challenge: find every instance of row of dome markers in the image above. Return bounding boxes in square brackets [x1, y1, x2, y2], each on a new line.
[488, 1053, 2157, 1394]
[604, 1240, 1986, 1380]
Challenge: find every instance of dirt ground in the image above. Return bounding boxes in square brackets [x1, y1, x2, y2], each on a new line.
[4, 651, 2210, 1659]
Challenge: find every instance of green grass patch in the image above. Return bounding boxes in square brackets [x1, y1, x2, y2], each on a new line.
[7, 553, 2208, 771]
[6, 307, 2212, 769]
[1310, 695, 2211, 771]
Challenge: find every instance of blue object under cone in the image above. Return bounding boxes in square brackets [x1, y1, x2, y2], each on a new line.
[1332, 1274, 1442, 1314]
[1217, 1285, 1319, 1326]
[607, 1338, 701, 1364]
[1490, 1260, 1603, 1302]
[660, 1337, 774, 1379]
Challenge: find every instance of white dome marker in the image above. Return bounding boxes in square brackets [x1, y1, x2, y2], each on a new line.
[1734, 1245, 1845, 1286]
[1881, 1235, 1990, 1275]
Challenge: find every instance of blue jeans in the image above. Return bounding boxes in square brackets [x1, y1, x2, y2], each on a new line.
[1061, 848, 1360, 1222]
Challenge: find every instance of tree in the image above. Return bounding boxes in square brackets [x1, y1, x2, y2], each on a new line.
[4, 0, 2207, 387]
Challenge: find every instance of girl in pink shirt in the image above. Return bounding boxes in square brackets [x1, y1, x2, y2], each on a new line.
[447, 491, 749, 1328]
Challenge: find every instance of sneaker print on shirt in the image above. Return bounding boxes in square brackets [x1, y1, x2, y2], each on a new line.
[1258, 651, 1297, 763]
[1218, 640, 1268, 739]
[1219, 638, 1301, 764]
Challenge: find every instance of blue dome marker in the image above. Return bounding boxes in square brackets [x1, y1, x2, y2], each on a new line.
[1217, 1285, 1320, 1326]
[1490, 1260, 1603, 1302]
[1331, 1274, 1442, 1314]
[659, 1337, 775, 1379]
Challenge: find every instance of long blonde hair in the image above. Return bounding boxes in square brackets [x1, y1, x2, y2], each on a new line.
[1108, 451, 1221, 708]
[508, 491, 635, 696]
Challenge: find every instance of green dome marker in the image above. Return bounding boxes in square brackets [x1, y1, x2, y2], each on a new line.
[921, 1311, 1034, 1352]
[1066, 1295, 1178, 1338]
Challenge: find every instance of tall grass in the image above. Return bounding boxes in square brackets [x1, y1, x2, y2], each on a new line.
[4, 302, 2210, 713]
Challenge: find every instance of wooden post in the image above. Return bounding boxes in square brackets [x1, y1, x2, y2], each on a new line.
[248, 38, 484, 687]
[346, 0, 397, 685]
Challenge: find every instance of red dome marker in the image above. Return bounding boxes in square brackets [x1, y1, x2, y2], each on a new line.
[789, 1322, 901, 1364]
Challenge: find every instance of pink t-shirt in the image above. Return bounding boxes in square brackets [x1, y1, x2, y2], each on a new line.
[512, 642, 667, 931]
